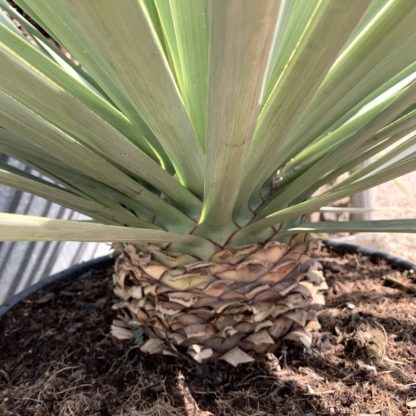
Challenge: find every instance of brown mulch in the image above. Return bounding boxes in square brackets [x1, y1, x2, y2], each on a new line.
[0, 246, 415, 416]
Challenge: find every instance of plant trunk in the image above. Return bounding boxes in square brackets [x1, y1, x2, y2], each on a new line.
[111, 239, 327, 366]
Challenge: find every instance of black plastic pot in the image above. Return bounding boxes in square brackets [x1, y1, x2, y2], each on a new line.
[324, 240, 416, 271]
[0, 242, 414, 318]
[0, 254, 116, 317]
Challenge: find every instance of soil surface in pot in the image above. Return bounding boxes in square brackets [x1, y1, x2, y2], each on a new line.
[0, 245, 415, 416]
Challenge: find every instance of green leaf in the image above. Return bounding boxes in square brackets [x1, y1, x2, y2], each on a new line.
[335, 133, 416, 187]
[0, 129, 157, 223]
[280, 0, 416, 171]
[20, 0, 205, 195]
[258, 79, 416, 217]
[235, 0, 371, 220]
[282, 219, 416, 235]
[232, 154, 416, 245]
[0, 31, 202, 217]
[0, 161, 155, 228]
[285, 62, 416, 171]
[318, 207, 401, 214]
[155, 0, 208, 149]
[261, 0, 318, 104]
[0, 214, 216, 258]
[0, 0, 108, 96]
[286, 106, 416, 193]
[0, 90, 195, 232]
[11, 0, 55, 38]
[343, 0, 390, 49]
[0, 22, 160, 160]
[1, 0, 415, 253]
[197, 0, 279, 240]
[0, 4, 25, 37]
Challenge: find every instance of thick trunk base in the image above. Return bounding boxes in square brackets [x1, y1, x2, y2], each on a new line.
[111, 240, 327, 366]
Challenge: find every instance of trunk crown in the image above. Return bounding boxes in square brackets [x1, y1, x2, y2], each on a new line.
[112, 241, 327, 366]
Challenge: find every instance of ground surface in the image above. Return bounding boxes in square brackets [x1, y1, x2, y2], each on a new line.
[0, 246, 415, 416]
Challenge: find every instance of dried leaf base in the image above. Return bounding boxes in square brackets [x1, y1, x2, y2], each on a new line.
[111, 241, 327, 366]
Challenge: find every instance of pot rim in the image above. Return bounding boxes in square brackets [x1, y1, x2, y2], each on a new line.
[324, 239, 416, 271]
[1, 241, 414, 317]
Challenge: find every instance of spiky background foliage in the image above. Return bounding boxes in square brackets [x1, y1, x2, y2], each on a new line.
[0, 0, 415, 364]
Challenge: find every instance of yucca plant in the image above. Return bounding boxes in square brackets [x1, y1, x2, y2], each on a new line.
[0, 0, 415, 366]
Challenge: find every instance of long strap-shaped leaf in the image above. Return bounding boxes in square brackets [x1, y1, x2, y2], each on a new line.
[344, 0, 390, 48]
[235, 0, 371, 220]
[232, 154, 416, 244]
[0, 4, 25, 37]
[287, 121, 416, 202]
[9, 0, 55, 40]
[0, 33, 201, 217]
[279, 43, 416, 178]
[0, 214, 216, 259]
[285, 61, 416, 171]
[322, 132, 416, 192]
[258, 80, 416, 217]
[0, 90, 195, 233]
[284, 100, 416, 186]
[0, 0, 107, 97]
[0, 129, 158, 224]
[11, 0, 174, 171]
[261, 0, 318, 105]
[0, 162, 155, 228]
[19, 0, 205, 195]
[0, 22, 167, 164]
[155, 0, 208, 149]
[281, 0, 416, 169]
[197, 0, 279, 241]
[0, 129, 81, 193]
[282, 220, 416, 235]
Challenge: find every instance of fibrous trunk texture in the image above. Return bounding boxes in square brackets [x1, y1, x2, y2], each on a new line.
[111, 240, 327, 366]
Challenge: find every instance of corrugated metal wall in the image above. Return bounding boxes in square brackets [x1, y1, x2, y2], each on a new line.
[0, 156, 109, 304]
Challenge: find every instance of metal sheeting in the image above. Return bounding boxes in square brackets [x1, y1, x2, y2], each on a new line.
[0, 156, 109, 304]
